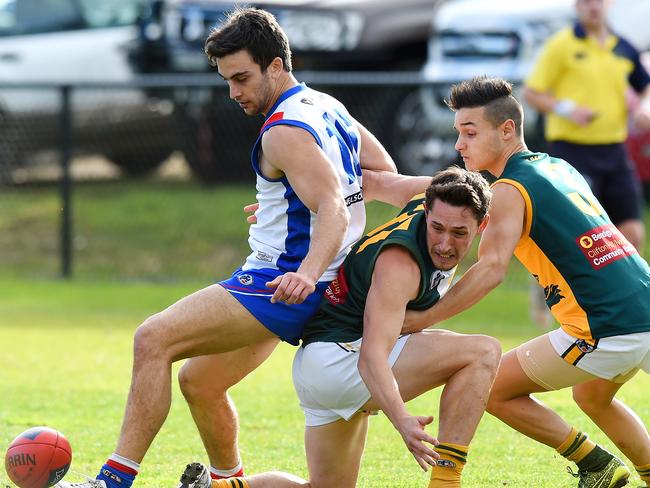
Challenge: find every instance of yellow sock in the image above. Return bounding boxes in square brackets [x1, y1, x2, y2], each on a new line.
[428, 443, 468, 488]
[635, 462, 650, 486]
[556, 427, 596, 464]
[211, 478, 250, 488]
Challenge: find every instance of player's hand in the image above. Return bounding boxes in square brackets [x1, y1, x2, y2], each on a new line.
[394, 415, 439, 471]
[569, 106, 597, 126]
[266, 272, 316, 304]
[244, 202, 259, 224]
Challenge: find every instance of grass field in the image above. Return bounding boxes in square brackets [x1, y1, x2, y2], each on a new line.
[1, 181, 649, 487]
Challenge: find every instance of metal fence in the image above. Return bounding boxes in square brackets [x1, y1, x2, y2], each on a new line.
[2, 72, 649, 279]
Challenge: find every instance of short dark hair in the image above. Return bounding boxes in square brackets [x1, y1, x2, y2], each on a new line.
[425, 166, 491, 222]
[446, 76, 523, 136]
[204, 7, 292, 72]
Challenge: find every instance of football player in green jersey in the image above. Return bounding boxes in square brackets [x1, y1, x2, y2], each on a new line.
[404, 76, 650, 488]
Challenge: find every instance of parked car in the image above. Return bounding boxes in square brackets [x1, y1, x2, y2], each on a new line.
[0, 0, 176, 183]
[391, 0, 650, 182]
[128, 0, 447, 182]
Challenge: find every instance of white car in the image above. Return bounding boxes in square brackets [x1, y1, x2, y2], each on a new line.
[0, 0, 176, 182]
[391, 0, 650, 176]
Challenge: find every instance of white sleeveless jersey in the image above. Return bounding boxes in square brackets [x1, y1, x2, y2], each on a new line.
[243, 83, 365, 281]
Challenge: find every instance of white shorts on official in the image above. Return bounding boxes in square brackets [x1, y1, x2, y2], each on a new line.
[292, 335, 410, 427]
[549, 328, 650, 381]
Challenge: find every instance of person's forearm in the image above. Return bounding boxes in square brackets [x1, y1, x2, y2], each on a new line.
[296, 200, 349, 281]
[522, 87, 557, 114]
[358, 350, 409, 425]
[364, 171, 431, 208]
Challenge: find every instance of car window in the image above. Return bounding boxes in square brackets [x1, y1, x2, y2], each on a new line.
[0, 0, 141, 36]
[79, 0, 141, 28]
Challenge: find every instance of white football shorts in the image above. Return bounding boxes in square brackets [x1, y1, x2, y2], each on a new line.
[549, 328, 650, 381]
[292, 335, 410, 427]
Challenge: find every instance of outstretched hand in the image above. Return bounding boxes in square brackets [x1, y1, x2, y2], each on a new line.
[266, 272, 316, 304]
[394, 415, 440, 471]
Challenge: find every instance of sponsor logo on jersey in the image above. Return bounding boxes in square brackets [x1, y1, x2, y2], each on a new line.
[256, 251, 274, 263]
[344, 190, 363, 206]
[324, 266, 350, 305]
[237, 274, 253, 286]
[576, 224, 637, 270]
[301, 97, 314, 105]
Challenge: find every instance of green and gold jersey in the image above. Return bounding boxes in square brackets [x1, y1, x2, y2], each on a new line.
[301, 195, 456, 346]
[499, 151, 650, 340]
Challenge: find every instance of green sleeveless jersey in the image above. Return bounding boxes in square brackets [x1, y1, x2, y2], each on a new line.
[498, 151, 650, 340]
[302, 196, 456, 346]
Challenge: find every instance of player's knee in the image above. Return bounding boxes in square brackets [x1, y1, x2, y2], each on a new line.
[132, 313, 169, 362]
[572, 386, 612, 413]
[473, 335, 502, 373]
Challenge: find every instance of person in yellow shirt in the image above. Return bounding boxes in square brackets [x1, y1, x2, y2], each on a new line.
[524, 0, 650, 252]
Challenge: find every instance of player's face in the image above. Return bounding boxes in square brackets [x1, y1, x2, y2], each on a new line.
[217, 49, 275, 116]
[576, 0, 610, 30]
[424, 199, 483, 271]
[454, 106, 505, 175]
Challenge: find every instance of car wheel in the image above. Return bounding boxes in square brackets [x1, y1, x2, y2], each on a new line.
[106, 149, 172, 177]
[175, 100, 259, 184]
[390, 88, 462, 176]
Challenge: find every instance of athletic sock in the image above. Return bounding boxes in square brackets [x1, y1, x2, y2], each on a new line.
[210, 462, 244, 479]
[635, 462, 650, 486]
[96, 453, 139, 488]
[210, 478, 249, 488]
[556, 427, 601, 469]
[428, 443, 468, 488]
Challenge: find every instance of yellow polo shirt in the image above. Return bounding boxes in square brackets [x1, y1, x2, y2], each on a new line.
[526, 23, 650, 144]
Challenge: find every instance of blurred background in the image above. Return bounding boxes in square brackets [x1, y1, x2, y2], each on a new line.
[1, 0, 649, 281]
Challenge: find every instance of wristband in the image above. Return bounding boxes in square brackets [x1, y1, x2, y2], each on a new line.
[553, 99, 576, 118]
[641, 97, 650, 113]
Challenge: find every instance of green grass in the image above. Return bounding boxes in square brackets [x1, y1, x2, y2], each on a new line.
[1, 180, 650, 486]
[1, 277, 649, 487]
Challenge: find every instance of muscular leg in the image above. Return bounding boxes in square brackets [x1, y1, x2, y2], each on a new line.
[178, 339, 279, 469]
[573, 379, 650, 466]
[305, 412, 369, 488]
[115, 284, 275, 463]
[364, 330, 502, 445]
[486, 349, 575, 447]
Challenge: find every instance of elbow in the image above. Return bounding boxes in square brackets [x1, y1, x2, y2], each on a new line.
[481, 257, 508, 289]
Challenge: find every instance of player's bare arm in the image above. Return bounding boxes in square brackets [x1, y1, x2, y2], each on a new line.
[362, 170, 432, 208]
[633, 85, 650, 130]
[357, 246, 440, 471]
[403, 183, 522, 332]
[260, 124, 350, 304]
[522, 86, 596, 126]
[356, 121, 398, 173]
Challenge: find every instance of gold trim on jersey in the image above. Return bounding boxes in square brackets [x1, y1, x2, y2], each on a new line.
[495, 179, 533, 240]
[357, 202, 424, 254]
[497, 179, 593, 340]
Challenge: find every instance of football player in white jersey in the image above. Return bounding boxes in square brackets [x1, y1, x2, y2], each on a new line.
[54, 7, 400, 488]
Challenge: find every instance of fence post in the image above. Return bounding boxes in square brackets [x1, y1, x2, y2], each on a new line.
[59, 84, 73, 278]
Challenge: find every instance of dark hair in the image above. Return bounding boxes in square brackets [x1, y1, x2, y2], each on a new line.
[425, 166, 491, 222]
[446, 76, 523, 136]
[204, 7, 292, 72]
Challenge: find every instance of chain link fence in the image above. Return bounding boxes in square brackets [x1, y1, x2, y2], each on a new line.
[1, 73, 648, 285]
